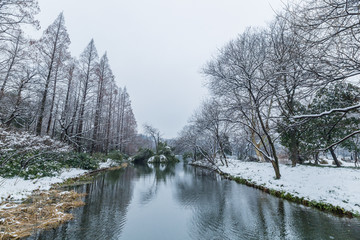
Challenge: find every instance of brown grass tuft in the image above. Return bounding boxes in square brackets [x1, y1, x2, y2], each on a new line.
[0, 190, 85, 240]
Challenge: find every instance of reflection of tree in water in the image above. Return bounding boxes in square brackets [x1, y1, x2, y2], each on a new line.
[174, 165, 360, 240]
[134, 162, 177, 205]
[27, 168, 136, 240]
[27, 164, 360, 240]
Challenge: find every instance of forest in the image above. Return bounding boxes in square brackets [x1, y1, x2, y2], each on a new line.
[0, 2, 138, 155]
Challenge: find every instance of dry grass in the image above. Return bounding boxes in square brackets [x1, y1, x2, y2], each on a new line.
[0, 162, 128, 239]
[108, 162, 128, 171]
[0, 190, 85, 240]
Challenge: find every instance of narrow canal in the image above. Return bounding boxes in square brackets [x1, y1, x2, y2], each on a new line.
[27, 162, 360, 240]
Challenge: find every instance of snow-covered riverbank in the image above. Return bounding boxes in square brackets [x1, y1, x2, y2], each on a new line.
[192, 159, 360, 216]
[0, 159, 116, 203]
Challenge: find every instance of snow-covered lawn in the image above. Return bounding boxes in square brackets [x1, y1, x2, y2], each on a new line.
[0, 159, 117, 203]
[193, 159, 360, 215]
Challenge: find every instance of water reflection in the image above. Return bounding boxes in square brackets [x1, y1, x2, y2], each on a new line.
[27, 162, 360, 240]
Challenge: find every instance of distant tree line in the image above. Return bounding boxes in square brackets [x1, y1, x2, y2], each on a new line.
[177, 0, 360, 178]
[0, 1, 137, 154]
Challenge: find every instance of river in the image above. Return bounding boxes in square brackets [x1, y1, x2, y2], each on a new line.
[27, 161, 360, 240]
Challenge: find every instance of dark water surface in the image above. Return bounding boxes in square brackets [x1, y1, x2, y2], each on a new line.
[27, 162, 360, 240]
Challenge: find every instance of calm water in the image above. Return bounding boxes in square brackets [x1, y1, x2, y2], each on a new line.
[27, 162, 360, 240]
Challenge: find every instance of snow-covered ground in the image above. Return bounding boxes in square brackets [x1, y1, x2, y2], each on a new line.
[0, 159, 116, 203]
[193, 159, 360, 215]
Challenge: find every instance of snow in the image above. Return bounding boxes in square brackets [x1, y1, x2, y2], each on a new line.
[0, 127, 72, 153]
[0, 168, 86, 203]
[99, 159, 116, 169]
[193, 158, 360, 215]
[0, 158, 121, 203]
[293, 103, 360, 119]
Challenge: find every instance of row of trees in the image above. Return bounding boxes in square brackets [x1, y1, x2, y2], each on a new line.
[177, 0, 360, 178]
[0, 2, 137, 154]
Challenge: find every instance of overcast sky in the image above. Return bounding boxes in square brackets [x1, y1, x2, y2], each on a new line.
[28, 0, 284, 138]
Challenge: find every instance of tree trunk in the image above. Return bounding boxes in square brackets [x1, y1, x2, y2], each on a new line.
[354, 150, 358, 167]
[314, 152, 319, 165]
[5, 82, 24, 126]
[105, 90, 113, 154]
[91, 76, 104, 153]
[60, 65, 74, 141]
[329, 147, 341, 167]
[289, 132, 299, 167]
[46, 60, 60, 135]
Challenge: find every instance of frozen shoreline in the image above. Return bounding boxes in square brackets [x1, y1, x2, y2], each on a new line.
[191, 159, 360, 216]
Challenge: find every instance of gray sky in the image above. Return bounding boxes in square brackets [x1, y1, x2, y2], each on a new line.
[29, 0, 284, 138]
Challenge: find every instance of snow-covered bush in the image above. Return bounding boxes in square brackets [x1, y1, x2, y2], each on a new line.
[0, 127, 102, 179]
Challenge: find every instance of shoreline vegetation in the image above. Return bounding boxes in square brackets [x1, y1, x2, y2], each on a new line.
[0, 161, 128, 240]
[189, 160, 360, 218]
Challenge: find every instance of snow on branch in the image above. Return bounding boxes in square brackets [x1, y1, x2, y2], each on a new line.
[320, 130, 360, 151]
[247, 139, 274, 162]
[293, 104, 360, 119]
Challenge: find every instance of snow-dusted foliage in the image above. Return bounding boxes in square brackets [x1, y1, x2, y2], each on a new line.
[0, 127, 71, 153]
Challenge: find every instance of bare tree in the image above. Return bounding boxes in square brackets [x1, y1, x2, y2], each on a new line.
[76, 39, 98, 150]
[193, 99, 231, 167]
[143, 124, 161, 154]
[35, 13, 70, 136]
[203, 28, 281, 179]
[91, 53, 112, 153]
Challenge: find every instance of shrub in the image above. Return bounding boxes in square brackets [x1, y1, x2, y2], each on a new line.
[92, 152, 107, 162]
[0, 151, 100, 179]
[63, 152, 99, 170]
[0, 151, 64, 179]
[133, 148, 154, 164]
[107, 150, 123, 163]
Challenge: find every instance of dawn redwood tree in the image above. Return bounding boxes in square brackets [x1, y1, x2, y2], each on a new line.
[115, 87, 137, 154]
[0, 31, 27, 101]
[46, 48, 70, 136]
[76, 39, 98, 150]
[35, 12, 70, 136]
[91, 53, 113, 153]
[0, 31, 35, 125]
[59, 59, 77, 141]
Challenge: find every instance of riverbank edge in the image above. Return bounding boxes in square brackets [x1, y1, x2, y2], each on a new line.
[0, 162, 128, 240]
[53, 162, 128, 188]
[189, 162, 359, 218]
